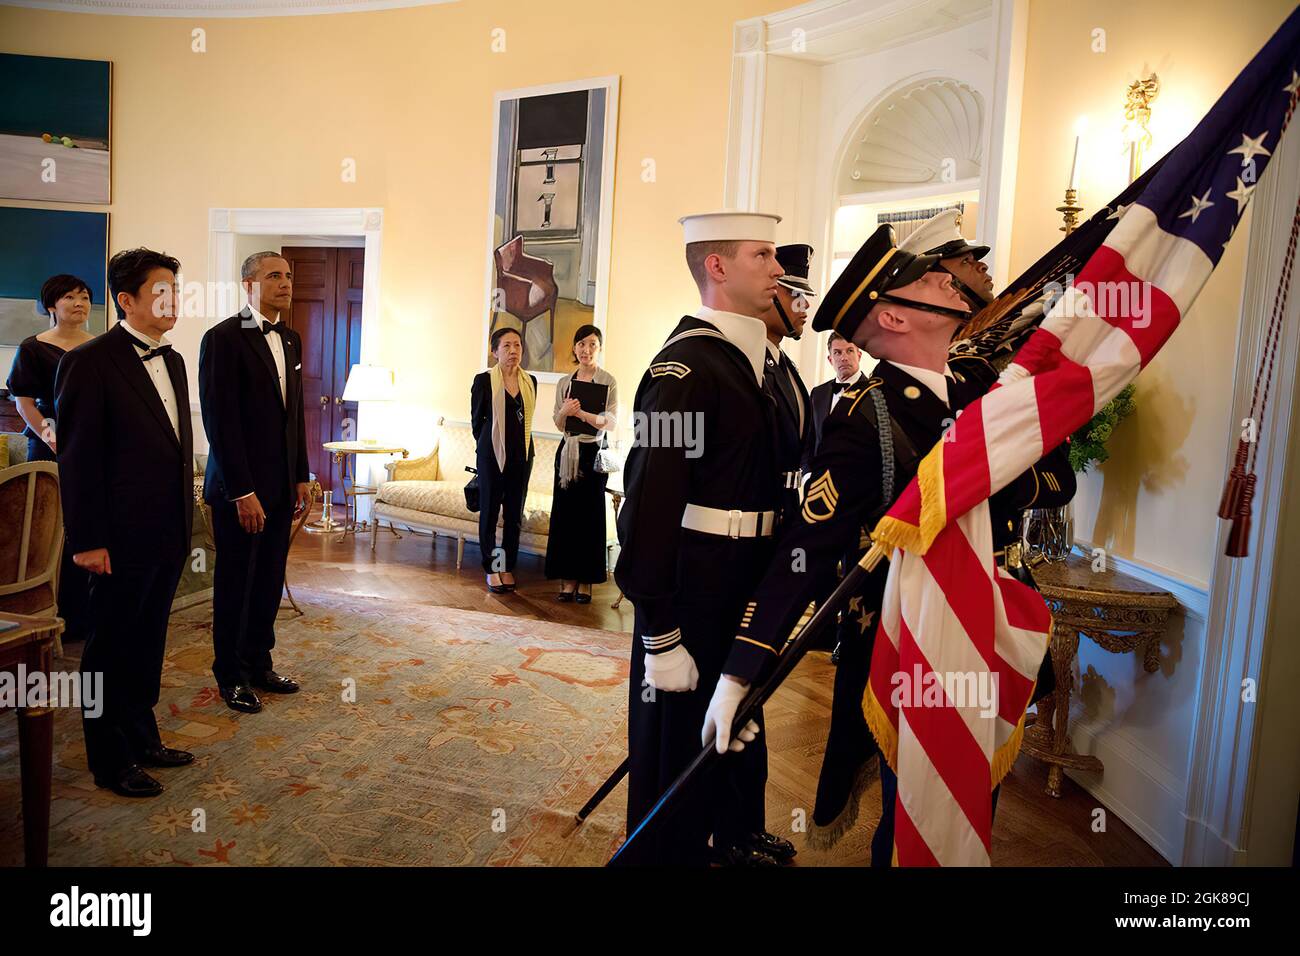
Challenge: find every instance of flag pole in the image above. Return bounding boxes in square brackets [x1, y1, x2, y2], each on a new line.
[605, 544, 886, 865]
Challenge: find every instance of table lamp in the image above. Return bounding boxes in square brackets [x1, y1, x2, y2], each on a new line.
[341, 364, 395, 444]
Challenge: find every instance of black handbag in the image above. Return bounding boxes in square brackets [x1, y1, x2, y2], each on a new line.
[464, 465, 480, 513]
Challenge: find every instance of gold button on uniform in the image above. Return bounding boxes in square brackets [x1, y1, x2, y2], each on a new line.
[903, 385, 921, 399]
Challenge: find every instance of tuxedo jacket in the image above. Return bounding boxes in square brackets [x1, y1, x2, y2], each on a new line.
[199, 308, 310, 510]
[54, 322, 195, 566]
[803, 370, 866, 472]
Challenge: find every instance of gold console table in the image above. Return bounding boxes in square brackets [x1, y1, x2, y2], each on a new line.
[1023, 550, 1178, 797]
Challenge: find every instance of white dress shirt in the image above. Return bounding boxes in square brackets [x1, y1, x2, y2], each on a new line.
[694, 306, 767, 386]
[889, 360, 955, 406]
[249, 305, 287, 404]
[120, 321, 180, 439]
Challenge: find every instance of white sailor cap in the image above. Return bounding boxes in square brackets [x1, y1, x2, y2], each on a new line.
[898, 208, 989, 260]
[679, 210, 782, 245]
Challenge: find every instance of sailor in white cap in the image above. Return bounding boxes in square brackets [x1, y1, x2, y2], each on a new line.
[614, 210, 787, 866]
[898, 207, 995, 313]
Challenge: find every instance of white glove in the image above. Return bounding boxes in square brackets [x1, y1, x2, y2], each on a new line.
[643, 644, 699, 693]
[702, 676, 760, 754]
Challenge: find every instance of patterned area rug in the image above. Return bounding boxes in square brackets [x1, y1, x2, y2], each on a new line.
[0, 587, 631, 866]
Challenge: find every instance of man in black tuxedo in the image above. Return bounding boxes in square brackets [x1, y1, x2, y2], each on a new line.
[803, 331, 865, 472]
[54, 248, 196, 797]
[199, 252, 311, 714]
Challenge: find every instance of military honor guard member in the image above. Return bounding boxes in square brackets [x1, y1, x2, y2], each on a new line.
[199, 252, 312, 715]
[898, 206, 995, 312]
[55, 248, 196, 797]
[701, 220, 1075, 862]
[759, 244, 815, 528]
[615, 210, 788, 866]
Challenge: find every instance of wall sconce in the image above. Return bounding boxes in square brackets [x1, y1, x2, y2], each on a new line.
[1057, 116, 1088, 234]
[1123, 73, 1160, 184]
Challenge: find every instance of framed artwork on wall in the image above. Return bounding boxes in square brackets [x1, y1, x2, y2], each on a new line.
[0, 53, 112, 205]
[482, 76, 619, 382]
[0, 206, 110, 349]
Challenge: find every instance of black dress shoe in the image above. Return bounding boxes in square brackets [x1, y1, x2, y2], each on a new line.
[575, 589, 592, 605]
[557, 590, 575, 603]
[486, 574, 509, 594]
[744, 831, 797, 864]
[252, 671, 299, 694]
[141, 746, 194, 768]
[711, 843, 781, 867]
[93, 764, 163, 798]
[220, 684, 263, 713]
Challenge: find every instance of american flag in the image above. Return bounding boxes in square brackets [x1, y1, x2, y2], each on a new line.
[862, 7, 1300, 867]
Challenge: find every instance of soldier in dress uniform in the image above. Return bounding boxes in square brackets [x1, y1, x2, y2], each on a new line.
[760, 244, 815, 526]
[614, 210, 787, 866]
[898, 207, 995, 313]
[698, 219, 1076, 862]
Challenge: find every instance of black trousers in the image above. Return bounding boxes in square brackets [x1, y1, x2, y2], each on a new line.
[478, 460, 530, 573]
[210, 497, 292, 686]
[624, 595, 768, 865]
[80, 559, 184, 779]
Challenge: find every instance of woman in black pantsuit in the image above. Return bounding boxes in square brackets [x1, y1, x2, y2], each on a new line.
[545, 324, 618, 604]
[470, 327, 537, 594]
[5, 274, 96, 643]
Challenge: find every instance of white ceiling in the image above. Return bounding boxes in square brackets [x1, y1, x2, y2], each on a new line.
[2, 0, 457, 17]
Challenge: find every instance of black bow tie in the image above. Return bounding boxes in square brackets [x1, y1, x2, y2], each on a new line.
[130, 338, 173, 361]
[831, 379, 853, 394]
[262, 322, 286, 337]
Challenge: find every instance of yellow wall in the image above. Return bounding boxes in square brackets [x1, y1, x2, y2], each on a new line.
[1008, 0, 1296, 586]
[0, 0, 772, 441]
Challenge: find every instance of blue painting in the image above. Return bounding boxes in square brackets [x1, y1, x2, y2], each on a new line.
[0, 53, 111, 204]
[0, 206, 109, 347]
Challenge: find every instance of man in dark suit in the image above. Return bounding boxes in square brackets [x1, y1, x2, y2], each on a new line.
[55, 248, 196, 797]
[803, 332, 865, 471]
[199, 252, 311, 714]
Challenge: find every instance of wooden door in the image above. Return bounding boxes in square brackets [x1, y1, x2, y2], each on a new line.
[282, 246, 365, 496]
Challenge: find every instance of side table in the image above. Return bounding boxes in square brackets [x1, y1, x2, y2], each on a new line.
[1023, 549, 1178, 797]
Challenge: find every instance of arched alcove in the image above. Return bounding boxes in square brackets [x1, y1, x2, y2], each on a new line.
[837, 78, 986, 197]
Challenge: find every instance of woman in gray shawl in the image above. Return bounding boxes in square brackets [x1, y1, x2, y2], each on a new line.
[545, 324, 618, 603]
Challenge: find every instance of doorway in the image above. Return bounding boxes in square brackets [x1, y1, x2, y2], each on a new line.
[280, 245, 364, 497]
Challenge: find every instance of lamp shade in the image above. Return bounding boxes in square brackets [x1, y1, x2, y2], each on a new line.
[341, 364, 395, 403]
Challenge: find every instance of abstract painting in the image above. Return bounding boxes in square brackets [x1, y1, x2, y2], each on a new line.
[0, 53, 111, 204]
[483, 77, 618, 380]
[0, 206, 109, 348]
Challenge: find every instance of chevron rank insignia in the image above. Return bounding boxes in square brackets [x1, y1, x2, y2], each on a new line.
[801, 470, 839, 523]
[649, 361, 691, 379]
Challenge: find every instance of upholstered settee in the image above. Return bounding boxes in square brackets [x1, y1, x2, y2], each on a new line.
[372, 418, 618, 569]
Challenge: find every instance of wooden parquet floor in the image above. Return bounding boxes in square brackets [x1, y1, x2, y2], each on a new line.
[287, 521, 1168, 866]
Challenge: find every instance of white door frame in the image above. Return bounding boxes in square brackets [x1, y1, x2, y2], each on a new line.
[207, 206, 384, 366]
[723, 0, 1028, 381]
[1182, 116, 1300, 867]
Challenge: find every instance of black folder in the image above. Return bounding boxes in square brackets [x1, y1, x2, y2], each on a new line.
[565, 380, 608, 436]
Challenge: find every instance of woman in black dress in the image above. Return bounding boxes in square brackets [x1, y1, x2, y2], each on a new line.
[5, 274, 96, 643]
[6, 274, 95, 461]
[470, 327, 537, 594]
[545, 324, 618, 604]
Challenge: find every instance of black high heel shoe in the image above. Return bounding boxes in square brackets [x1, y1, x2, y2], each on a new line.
[557, 589, 575, 603]
[486, 574, 509, 594]
[575, 585, 592, 605]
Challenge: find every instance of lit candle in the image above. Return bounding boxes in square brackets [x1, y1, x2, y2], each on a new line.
[1068, 116, 1088, 191]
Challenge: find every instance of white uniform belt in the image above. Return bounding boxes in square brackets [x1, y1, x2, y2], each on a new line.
[681, 503, 776, 539]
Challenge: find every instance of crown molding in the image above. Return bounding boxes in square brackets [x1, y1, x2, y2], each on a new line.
[2, 1, 456, 18]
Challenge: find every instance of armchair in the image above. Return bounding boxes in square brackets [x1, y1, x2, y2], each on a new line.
[493, 235, 558, 367]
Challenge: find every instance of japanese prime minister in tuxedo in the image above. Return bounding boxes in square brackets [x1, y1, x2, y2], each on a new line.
[199, 253, 311, 714]
[55, 248, 196, 797]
